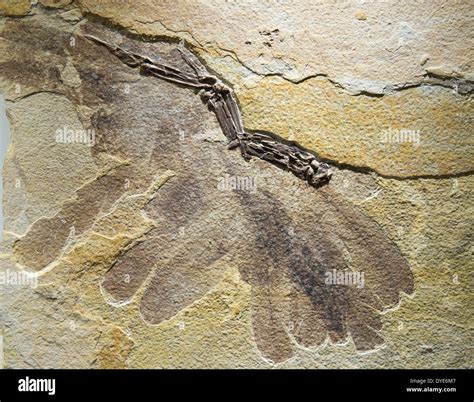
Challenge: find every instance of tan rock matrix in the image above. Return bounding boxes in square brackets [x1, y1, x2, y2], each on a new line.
[0, 1, 472, 368]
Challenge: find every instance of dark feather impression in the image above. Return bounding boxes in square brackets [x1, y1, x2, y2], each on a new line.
[8, 19, 414, 363]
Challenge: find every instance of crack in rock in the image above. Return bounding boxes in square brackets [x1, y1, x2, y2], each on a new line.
[83, 34, 474, 182]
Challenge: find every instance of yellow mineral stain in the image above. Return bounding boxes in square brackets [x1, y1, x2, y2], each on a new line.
[95, 326, 134, 368]
[0, 0, 31, 16]
[238, 76, 472, 177]
[355, 10, 368, 20]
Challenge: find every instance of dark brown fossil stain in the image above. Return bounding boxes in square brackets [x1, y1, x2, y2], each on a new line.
[101, 238, 158, 305]
[13, 168, 130, 270]
[1, 19, 70, 56]
[4, 13, 415, 363]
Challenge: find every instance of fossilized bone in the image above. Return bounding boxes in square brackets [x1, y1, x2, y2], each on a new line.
[84, 35, 332, 187]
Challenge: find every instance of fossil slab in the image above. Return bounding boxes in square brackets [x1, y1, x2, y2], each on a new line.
[0, 4, 471, 369]
[0, 10, 415, 364]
